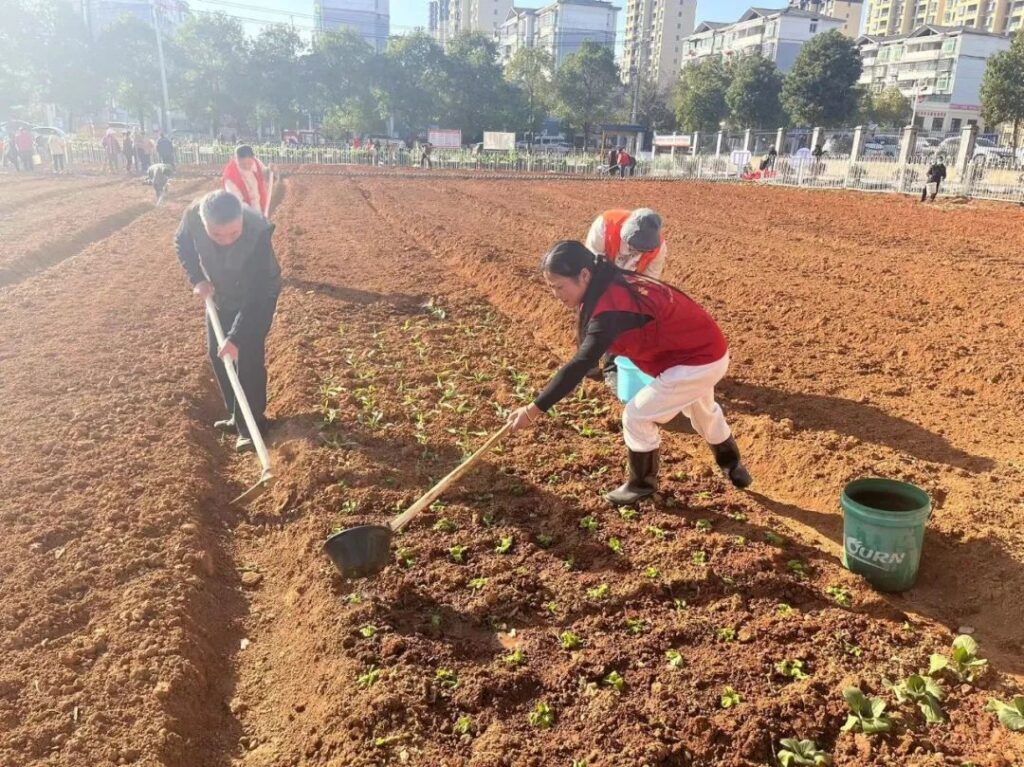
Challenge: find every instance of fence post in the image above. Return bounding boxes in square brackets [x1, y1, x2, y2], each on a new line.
[775, 127, 785, 155]
[954, 123, 978, 196]
[715, 131, 724, 157]
[845, 125, 866, 189]
[691, 131, 700, 157]
[742, 128, 753, 153]
[897, 124, 918, 193]
[810, 126, 823, 152]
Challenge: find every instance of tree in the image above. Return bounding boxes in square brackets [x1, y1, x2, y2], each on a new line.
[981, 28, 1024, 159]
[173, 13, 250, 135]
[37, 0, 102, 126]
[554, 42, 623, 149]
[865, 86, 911, 129]
[97, 16, 165, 129]
[782, 30, 862, 127]
[506, 47, 554, 143]
[726, 55, 785, 128]
[248, 26, 305, 134]
[635, 79, 677, 132]
[674, 58, 730, 132]
[306, 28, 383, 136]
[378, 32, 449, 136]
[444, 32, 519, 142]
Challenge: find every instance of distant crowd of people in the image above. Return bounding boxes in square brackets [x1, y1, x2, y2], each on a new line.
[2, 126, 68, 174]
[605, 146, 636, 177]
[101, 127, 175, 175]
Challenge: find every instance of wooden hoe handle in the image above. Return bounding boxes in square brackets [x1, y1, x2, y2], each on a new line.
[390, 422, 513, 533]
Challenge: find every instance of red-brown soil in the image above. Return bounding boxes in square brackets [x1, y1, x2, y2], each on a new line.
[1, 170, 1022, 767]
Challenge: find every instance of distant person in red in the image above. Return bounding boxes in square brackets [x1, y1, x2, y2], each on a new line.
[222, 145, 269, 216]
[617, 147, 632, 178]
[15, 127, 35, 172]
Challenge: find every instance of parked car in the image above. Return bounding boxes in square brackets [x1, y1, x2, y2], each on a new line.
[864, 134, 899, 158]
[915, 136, 941, 152]
[934, 135, 1015, 165]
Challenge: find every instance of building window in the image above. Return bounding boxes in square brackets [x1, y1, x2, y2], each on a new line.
[950, 117, 962, 131]
[931, 117, 944, 130]
[810, 21, 818, 32]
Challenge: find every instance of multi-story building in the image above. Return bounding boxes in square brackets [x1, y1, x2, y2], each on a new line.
[789, 0, 864, 36]
[316, 0, 390, 52]
[498, 0, 618, 67]
[864, 0, 1022, 36]
[76, 0, 188, 36]
[430, 0, 515, 44]
[622, 0, 697, 91]
[681, 7, 846, 72]
[857, 24, 1012, 132]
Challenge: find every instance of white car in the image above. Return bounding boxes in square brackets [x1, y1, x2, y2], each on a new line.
[935, 136, 1014, 164]
[864, 134, 899, 157]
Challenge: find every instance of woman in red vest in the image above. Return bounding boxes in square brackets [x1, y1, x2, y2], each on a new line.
[586, 208, 665, 279]
[222, 145, 269, 216]
[507, 241, 751, 504]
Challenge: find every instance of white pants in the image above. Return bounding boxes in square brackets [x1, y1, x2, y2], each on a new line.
[623, 353, 732, 453]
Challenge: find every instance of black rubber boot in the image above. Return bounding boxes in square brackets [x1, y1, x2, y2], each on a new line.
[710, 437, 752, 489]
[606, 449, 659, 506]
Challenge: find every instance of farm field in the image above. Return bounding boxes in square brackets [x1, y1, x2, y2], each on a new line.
[1, 170, 1023, 767]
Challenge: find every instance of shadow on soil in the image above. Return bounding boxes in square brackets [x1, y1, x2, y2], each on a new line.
[283, 277, 426, 310]
[723, 380, 995, 473]
[747, 490, 1024, 677]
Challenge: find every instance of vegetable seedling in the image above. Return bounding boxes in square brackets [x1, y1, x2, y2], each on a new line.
[435, 669, 459, 689]
[625, 618, 647, 635]
[449, 545, 469, 564]
[495, 535, 514, 554]
[692, 551, 708, 565]
[665, 649, 684, 668]
[787, 559, 809, 578]
[536, 533, 555, 548]
[432, 518, 457, 532]
[528, 701, 556, 729]
[929, 634, 988, 684]
[559, 631, 583, 650]
[777, 738, 832, 766]
[579, 515, 599, 532]
[644, 566, 660, 579]
[696, 519, 713, 532]
[358, 625, 377, 639]
[396, 548, 415, 568]
[885, 674, 945, 724]
[985, 696, 1024, 732]
[587, 584, 610, 600]
[720, 687, 742, 708]
[764, 531, 785, 545]
[468, 577, 488, 591]
[619, 507, 639, 520]
[717, 627, 736, 642]
[357, 666, 380, 689]
[454, 715, 473, 736]
[841, 687, 893, 734]
[607, 538, 624, 555]
[603, 670, 625, 692]
[826, 586, 852, 607]
[543, 601, 559, 614]
[775, 603, 794, 617]
[504, 648, 526, 666]
[775, 659, 809, 680]
[646, 525, 668, 540]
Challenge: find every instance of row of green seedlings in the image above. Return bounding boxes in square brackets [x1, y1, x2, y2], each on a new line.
[777, 634, 1023, 766]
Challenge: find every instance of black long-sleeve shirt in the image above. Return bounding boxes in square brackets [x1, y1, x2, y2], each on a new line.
[534, 311, 651, 411]
[927, 163, 947, 183]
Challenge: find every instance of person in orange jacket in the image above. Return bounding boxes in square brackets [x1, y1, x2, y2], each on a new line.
[585, 208, 666, 280]
[222, 145, 269, 216]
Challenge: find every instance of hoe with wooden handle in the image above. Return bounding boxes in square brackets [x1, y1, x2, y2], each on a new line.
[205, 295, 275, 504]
[323, 423, 513, 579]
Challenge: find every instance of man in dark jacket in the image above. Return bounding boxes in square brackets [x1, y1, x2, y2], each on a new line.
[156, 131, 175, 167]
[175, 190, 281, 452]
[922, 155, 947, 202]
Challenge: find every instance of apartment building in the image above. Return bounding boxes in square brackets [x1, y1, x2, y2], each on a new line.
[864, 0, 1022, 36]
[622, 0, 697, 90]
[682, 7, 845, 72]
[857, 24, 1011, 132]
[498, 0, 618, 67]
[428, 0, 515, 44]
[316, 0, 389, 52]
[789, 0, 865, 36]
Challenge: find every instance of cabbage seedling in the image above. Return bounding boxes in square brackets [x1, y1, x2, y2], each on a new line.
[559, 631, 582, 650]
[587, 584, 610, 599]
[775, 659, 809, 680]
[777, 738, 832, 766]
[528, 701, 555, 729]
[885, 674, 945, 724]
[448, 545, 468, 564]
[720, 687, 742, 708]
[985, 696, 1024, 732]
[495, 535, 514, 554]
[435, 669, 459, 689]
[929, 634, 988, 684]
[841, 687, 893, 734]
[603, 670, 625, 692]
[665, 649, 684, 668]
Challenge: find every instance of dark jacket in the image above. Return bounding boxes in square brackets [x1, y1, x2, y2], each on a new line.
[156, 135, 174, 164]
[927, 163, 947, 183]
[175, 202, 281, 341]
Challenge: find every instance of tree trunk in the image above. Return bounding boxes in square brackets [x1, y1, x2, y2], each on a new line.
[1013, 118, 1020, 169]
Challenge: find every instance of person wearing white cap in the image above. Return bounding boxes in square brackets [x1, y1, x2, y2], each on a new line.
[584, 208, 666, 279]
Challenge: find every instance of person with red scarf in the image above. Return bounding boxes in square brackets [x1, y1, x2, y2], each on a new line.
[222, 145, 269, 216]
[506, 241, 752, 505]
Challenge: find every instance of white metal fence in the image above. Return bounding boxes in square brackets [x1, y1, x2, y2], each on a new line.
[63, 140, 1024, 204]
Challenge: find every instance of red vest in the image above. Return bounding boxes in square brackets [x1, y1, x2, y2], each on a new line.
[221, 157, 268, 213]
[602, 209, 662, 274]
[592, 274, 727, 376]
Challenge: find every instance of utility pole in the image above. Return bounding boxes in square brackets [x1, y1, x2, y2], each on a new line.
[151, 0, 172, 133]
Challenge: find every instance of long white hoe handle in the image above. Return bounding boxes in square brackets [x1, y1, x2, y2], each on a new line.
[205, 295, 272, 476]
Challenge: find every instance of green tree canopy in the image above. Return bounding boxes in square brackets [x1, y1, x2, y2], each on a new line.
[505, 47, 555, 141]
[981, 29, 1024, 154]
[674, 58, 730, 132]
[554, 42, 623, 148]
[782, 30, 862, 127]
[726, 55, 785, 129]
[97, 16, 165, 129]
[173, 13, 250, 134]
[635, 79, 677, 132]
[865, 86, 911, 129]
[248, 26, 306, 131]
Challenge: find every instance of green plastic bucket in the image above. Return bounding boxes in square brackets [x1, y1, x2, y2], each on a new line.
[840, 478, 931, 593]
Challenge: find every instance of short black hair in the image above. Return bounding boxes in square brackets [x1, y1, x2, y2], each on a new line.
[235, 144, 255, 160]
[200, 190, 242, 226]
